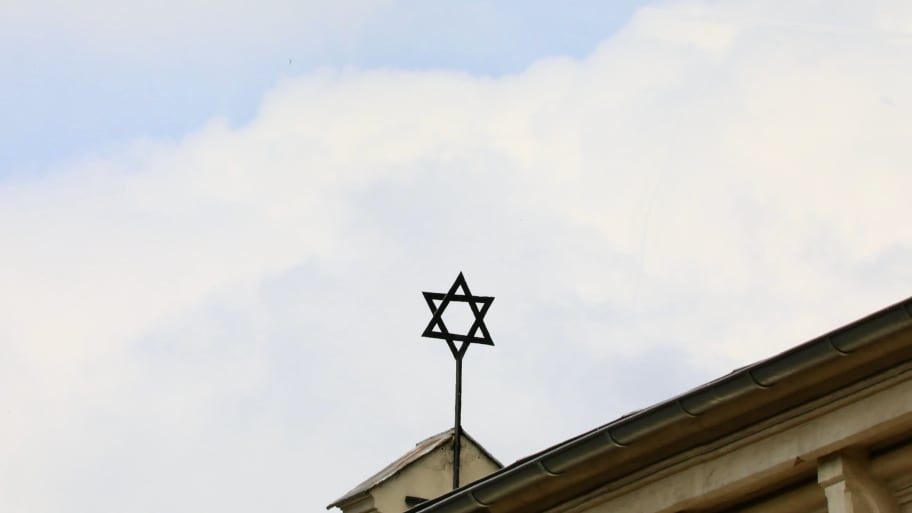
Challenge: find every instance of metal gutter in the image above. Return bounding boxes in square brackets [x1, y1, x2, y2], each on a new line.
[408, 296, 912, 513]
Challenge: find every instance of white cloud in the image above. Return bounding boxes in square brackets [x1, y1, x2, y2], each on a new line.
[2, 1, 912, 512]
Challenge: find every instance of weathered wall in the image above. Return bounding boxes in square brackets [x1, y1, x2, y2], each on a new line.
[891, 472, 912, 513]
[372, 436, 501, 513]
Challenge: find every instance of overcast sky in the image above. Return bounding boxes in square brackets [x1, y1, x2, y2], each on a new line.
[2, 1, 912, 512]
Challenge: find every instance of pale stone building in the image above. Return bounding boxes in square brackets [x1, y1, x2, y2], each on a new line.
[328, 430, 502, 513]
[407, 296, 912, 513]
[331, 296, 912, 513]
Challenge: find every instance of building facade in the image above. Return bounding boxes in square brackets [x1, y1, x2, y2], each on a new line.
[329, 430, 502, 513]
[403, 297, 912, 513]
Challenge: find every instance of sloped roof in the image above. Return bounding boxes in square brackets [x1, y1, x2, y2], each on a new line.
[327, 428, 502, 509]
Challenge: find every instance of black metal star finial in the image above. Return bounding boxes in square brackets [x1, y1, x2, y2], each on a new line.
[421, 272, 494, 491]
[422, 272, 494, 350]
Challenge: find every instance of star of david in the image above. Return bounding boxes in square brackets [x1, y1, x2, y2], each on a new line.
[422, 272, 494, 354]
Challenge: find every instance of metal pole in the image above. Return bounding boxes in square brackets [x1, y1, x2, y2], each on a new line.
[453, 351, 463, 490]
